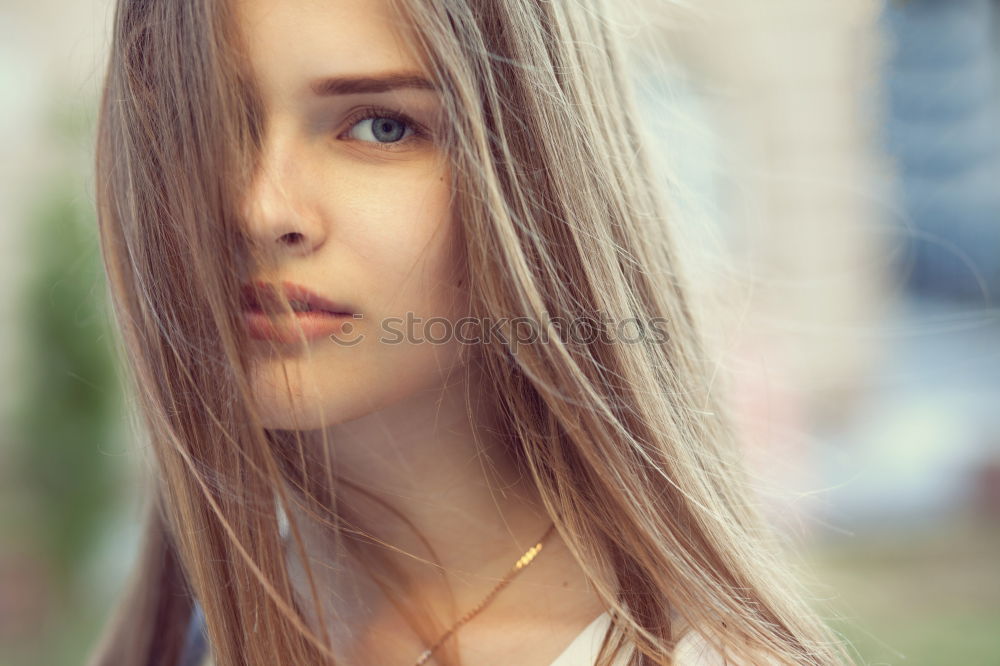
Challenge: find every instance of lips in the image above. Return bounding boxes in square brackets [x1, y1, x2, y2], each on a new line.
[240, 280, 353, 315]
[240, 280, 357, 343]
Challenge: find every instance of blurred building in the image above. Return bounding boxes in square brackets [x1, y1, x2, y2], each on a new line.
[628, 0, 896, 533]
[882, 0, 1000, 302]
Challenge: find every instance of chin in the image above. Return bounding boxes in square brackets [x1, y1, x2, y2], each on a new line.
[246, 365, 372, 431]
[246, 343, 467, 431]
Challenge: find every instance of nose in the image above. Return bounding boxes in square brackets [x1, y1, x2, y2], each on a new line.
[241, 140, 327, 260]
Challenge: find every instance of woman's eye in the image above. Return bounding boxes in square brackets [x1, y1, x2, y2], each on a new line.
[345, 116, 416, 145]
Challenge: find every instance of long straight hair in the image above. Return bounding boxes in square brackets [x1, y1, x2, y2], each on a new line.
[89, 0, 854, 664]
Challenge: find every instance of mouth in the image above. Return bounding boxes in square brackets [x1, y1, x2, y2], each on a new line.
[240, 280, 354, 316]
[241, 280, 357, 343]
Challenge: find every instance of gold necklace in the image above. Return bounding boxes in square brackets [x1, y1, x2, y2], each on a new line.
[413, 522, 557, 665]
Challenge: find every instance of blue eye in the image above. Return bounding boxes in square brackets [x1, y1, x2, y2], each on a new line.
[344, 110, 420, 147]
[351, 117, 411, 143]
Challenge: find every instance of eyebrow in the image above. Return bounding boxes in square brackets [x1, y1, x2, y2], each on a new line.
[308, 72, 437, 96]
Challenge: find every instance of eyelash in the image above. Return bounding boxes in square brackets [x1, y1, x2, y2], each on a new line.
[338, 105, 428, 152]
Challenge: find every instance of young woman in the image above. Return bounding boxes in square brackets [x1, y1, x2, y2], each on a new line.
[88, 0, 854, 664]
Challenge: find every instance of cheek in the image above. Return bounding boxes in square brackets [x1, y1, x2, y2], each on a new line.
[356, 172, 470, 399]
[371, 179, 468, 371]
[354, 170, 464, 319]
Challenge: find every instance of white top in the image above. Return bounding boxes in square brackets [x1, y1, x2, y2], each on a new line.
[549, 611, 727, 666]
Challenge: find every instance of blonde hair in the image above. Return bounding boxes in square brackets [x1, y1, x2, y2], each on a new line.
[89, 0, 854, 664]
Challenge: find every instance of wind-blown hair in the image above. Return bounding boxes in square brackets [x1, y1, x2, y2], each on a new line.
[88, 0, 853, 664]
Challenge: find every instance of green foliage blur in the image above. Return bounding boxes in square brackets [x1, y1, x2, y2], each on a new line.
[1, 99, 135, 666]
[808, 511, 1000, 666]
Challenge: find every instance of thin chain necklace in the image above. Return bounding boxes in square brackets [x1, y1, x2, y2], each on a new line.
[412, 521, 558, 666]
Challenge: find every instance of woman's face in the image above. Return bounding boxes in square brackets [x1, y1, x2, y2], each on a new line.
[235, 0, 468, 430]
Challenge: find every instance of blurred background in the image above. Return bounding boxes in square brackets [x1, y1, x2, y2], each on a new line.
[1, 0, 997, 664]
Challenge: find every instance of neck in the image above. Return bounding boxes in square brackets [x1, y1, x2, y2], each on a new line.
[282, 360, 570, 623]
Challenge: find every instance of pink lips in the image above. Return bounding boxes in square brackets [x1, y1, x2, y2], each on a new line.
[241, 280, 357, 343]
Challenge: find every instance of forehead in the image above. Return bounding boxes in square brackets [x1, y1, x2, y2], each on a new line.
[234, 0, 423, 105]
